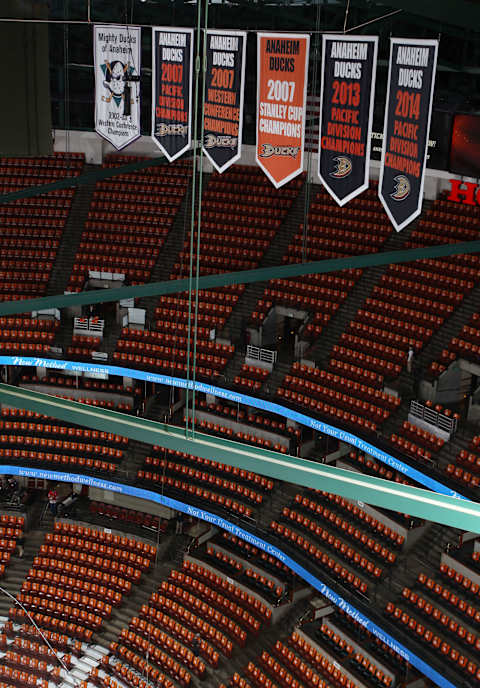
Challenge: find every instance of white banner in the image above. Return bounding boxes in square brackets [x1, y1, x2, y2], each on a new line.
[94, 24, 141, 150]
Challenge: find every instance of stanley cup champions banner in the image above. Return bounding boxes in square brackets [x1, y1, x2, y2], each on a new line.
[256, 33, 310, 188]
[318, 35, 378, 205]
[94, 24, 141, 150]
[152, 27, 194, 161]
[379, 38, 438, 231]
[203, 30, 246, 173]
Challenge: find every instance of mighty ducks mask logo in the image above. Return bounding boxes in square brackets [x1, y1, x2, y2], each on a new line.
[101, 60, 134, 112]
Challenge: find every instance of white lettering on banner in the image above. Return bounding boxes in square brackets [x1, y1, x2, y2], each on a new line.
[0, 356, 464, 501]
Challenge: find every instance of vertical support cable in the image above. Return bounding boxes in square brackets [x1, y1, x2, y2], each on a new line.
[63, 0, 70, 158]
[185, 0, 204, 437]
[302, 0, 321, 263]
[190, 0, 209, 438]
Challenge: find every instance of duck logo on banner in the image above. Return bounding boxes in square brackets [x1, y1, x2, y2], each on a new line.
[390, 174, 411, 201]
[330, 156, 352, 179]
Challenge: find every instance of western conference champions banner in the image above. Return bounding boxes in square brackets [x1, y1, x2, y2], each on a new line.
[379, 38, 438, 231]
[318, 35, 378, 205]
[152, 27, 194, 161]
[94, 24, 141, 150]
[256, 33, 310, 188]
[203, 30, 246, 173]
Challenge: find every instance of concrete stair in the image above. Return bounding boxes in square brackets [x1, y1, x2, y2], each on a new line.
[47, 167, 97, 297]
[0, 530, 46, 616]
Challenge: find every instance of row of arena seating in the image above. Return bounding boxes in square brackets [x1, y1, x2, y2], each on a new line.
[130, 610, 219, 667]
[196, 398, 289, 434]
[446, 433, 480, 488]
[417, 569, 480, 623]
[109, 643, 175, 688]
[0, 317, 59, 357]
[391, 420, 445, 453]
[145, 448, 274, 491]
[305, 492, 406, 546]
[282, 495, 398, 564]
[217, 531, 295, 583]
[141, 456, 265, 505]
[9, 606, 94, 643]
[277, 385, 378, 433]
[89, 501, 166, 532]
[68, 156, 190, 291]
[203, 544, 284, 605]
[185, 554, 275, 621]
[169, 568, 263, 632]
[0, 153, 83, 301]
[94, 654, 172, 688]
[340, 452, 423, 529]
[0, 448, 116, 474]
[125, 164, 303, 385]
[136, 470, 254, 518]
[315, 622, 392, 688]
[21, 373, 139, 396]
[277, 509, 385, 579]
[385, 601, 479, 680]
[428, 311, 480, 376]
[273, 197, 480, 438]
[0, 514, 23, 576]
[153, 581, 247, 645]
[50, 521, 156, 557]
[280, 374, 394, 425]
[269, 521, 369, 596]
[181, 415, 288, 453]
[119, 627, 203, 682]
[0, 408, 128, 444]
[13, 526, 157, 642]
[112, 351, 228, 380]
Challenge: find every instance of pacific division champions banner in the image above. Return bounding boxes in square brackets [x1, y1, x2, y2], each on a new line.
[203, 30, 246, 173]
[318, 35, 378, 205]
[256, 33, 310, 188]
[94, 24, 141, 150]
[152, 27, 193, 161]
[379, 38, 438, 231]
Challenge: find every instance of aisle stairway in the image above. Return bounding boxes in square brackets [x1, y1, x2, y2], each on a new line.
[47, 169, 97, 297]
[0, 530, 45, 617]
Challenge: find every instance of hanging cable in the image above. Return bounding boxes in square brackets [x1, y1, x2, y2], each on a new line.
[185, 0, 205, 438]
[191, 5, 209, 439]
[343, 0, 351, 33]
[302, 0, 321, 263]
[63, 0, 71, 161]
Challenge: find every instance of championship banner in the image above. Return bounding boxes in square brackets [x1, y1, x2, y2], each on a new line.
[256, 33, 310, 188]
[379, 38, 438, 231]
[203, 30, 246, 173]
[152, 27, 193, 161]
[318, 35, 378, 205]
[94, 24, 141, 150]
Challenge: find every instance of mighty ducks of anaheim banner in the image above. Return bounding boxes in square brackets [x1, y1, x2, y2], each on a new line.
[94, 24, 141, 150]
[379, 38, 438, 231]
[256, 33, 310, 188]
[152, 27, 193, 161]
[202, 30, 246, 173]
[318, 35, 378, 205]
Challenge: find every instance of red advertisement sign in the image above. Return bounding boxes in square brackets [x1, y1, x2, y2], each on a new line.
[256, 33, 310, 188]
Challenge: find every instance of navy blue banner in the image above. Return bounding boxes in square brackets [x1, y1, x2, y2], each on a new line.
[0, 463, 456, 688]
[379, 39, 438, 231]
[1, 356, 466, 503]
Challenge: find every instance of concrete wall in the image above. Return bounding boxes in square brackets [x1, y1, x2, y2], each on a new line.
[441, 552, 480, 588]
[89, 485, 174, 521]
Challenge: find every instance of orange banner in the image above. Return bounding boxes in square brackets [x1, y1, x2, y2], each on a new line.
[256, 33, 310, 188]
